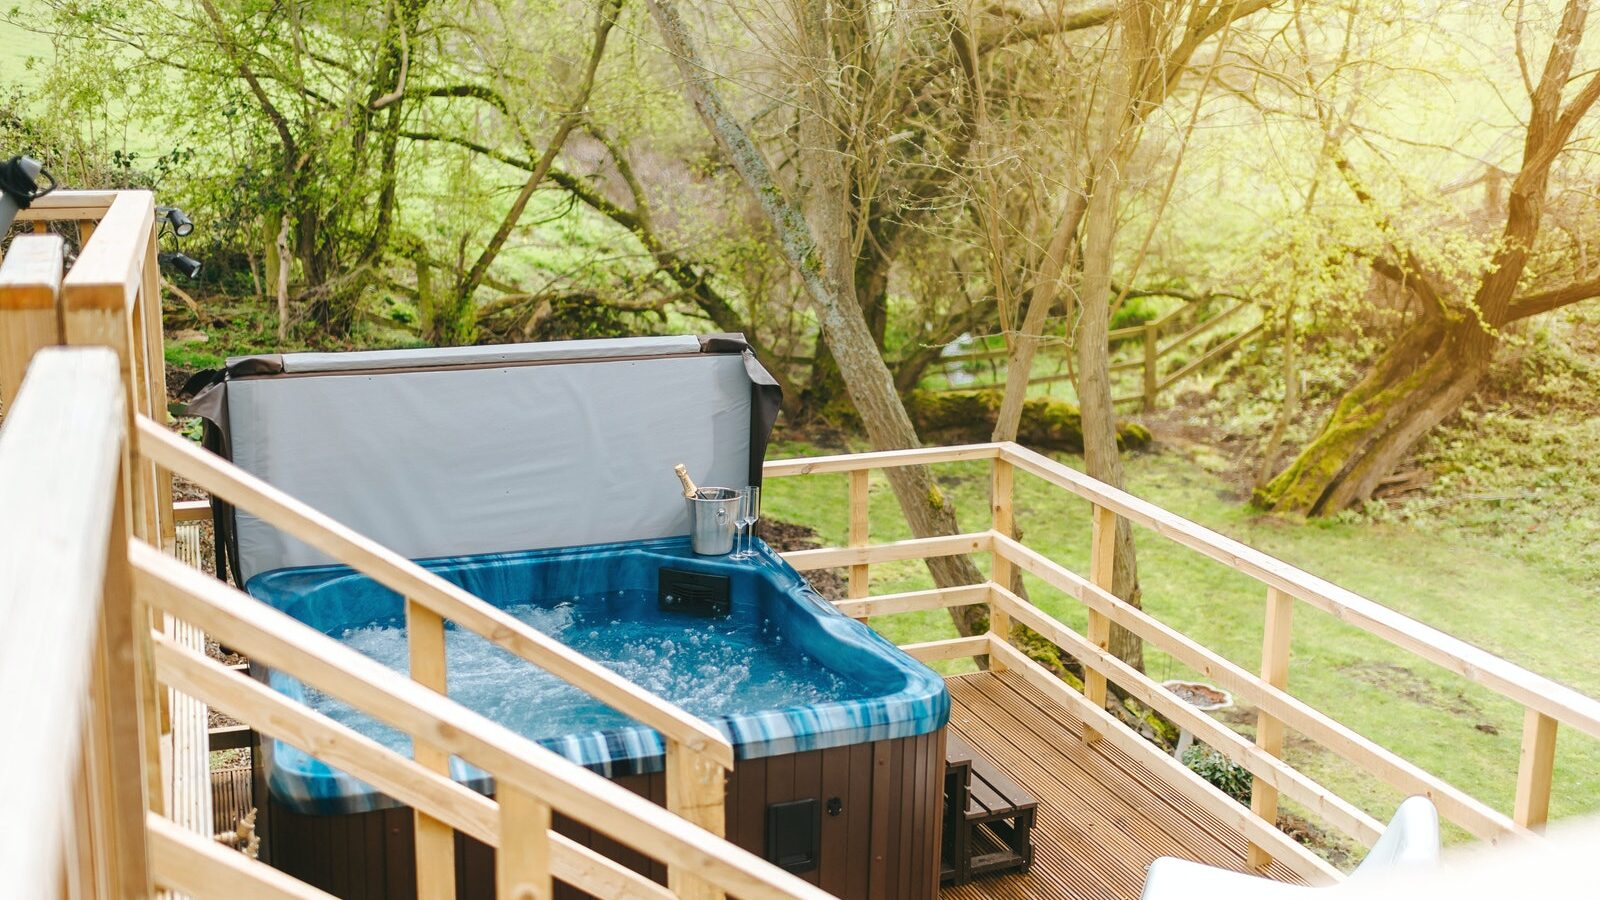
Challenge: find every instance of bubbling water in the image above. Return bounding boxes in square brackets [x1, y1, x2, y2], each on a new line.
[301, 591, 861, 754]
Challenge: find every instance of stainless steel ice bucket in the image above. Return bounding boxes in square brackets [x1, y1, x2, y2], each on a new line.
[686, 487, 740, 555]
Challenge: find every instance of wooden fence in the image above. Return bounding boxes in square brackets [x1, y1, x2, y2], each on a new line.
[933, 297, 1262, 410]
[0, 192, 825, 900]
[764, 442, 1600, 872]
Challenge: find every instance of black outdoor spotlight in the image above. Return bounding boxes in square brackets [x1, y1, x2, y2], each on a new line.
[159, 251, 203, 279]
[0, 156, 55, 233]
[155, 204, 202, 279]
[158, 205, 194, 237]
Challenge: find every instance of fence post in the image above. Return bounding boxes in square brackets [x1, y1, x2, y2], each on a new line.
[406, 599, 457, 899]
[62, 192, 170, 818]
[496, 785, 552, 900]
[89, 466, 156, 898]
[848, 469, 870, 618]
[0, 234, 66, 414]
[1513, 709, 1558, 831]
[665, 741, 727, 900]
[1249, 586, 1294, 869]
[1084, 504, 1117, 741]
[1142, 322, 1158, 411]
[989, 458, 1015, 670]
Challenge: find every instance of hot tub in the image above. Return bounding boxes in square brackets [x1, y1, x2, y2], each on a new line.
[244, 536, 950, 899]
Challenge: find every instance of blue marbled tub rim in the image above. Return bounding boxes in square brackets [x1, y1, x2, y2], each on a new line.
[247, 537, 951, 816]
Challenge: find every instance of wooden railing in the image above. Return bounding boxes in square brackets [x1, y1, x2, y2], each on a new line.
[0, 193, 822, 900]
[764, 442, 1600, 877]
[0, 349, 146, 899]
[133, 417, 744, 899]
[931, 298, 1261, 410]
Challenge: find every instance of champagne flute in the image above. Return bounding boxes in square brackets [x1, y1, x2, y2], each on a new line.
[732, 485, 761, 560]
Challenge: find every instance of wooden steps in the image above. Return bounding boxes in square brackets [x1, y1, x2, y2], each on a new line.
[942, 734, 1036, 885]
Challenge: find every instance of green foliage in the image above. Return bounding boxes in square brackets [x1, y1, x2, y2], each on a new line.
[1110, 295, 1160, 331]
[907, 389, 1151, 451]
[1182, 745, 1253, 806]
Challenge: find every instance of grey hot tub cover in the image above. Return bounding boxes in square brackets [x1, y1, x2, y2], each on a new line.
[182, 334, 781, 584]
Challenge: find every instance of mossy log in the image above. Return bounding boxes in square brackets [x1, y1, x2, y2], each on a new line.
[907, 389, 1152, 453]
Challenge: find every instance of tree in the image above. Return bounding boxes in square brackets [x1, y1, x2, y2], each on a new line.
[644, 0, 991, 633]
[1256, 0, 1600, 515]
[989, 1, 1266, 666]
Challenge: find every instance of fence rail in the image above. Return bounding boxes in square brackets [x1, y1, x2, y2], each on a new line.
[763, 440, 1600, 873]
[933, 297, 1261, 410]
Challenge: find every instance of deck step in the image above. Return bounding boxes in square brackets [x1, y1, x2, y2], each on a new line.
[941, 733, 1035, 885]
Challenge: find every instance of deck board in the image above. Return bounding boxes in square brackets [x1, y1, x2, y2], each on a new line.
[941, 671, 1309, 900]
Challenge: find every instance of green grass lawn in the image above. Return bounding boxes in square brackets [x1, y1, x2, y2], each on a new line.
[761, 440, 1600, 848]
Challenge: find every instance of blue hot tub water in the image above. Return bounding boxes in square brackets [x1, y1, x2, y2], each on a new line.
[246, 536, 950, 815]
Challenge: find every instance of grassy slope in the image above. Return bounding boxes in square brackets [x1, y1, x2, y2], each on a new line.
[0, 5, 44, 90]
[762, 441, 1600, 842]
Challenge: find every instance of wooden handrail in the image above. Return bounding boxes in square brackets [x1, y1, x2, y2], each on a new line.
[831, 584, 989, 619]
[172, 499, 211, 522]
[131, 543, 828, 900]
[762, 442, 1002, 476]
[14, 189, 120, 221]
[987, 582, 1385, 845]
[0, 234, 66, 411]
[990, 529, 1522, 841]
[149, 633, 672, 899]
[984, 639, 1343, 885]
[781, 531, 992, 571]
[148, 812, 335, 899]
[0, 349, 138, 899]
[768, 441, 1598, 854]
[61, 191, 154, 314]
[134, 418, 734, 769]
[997, 442, 1600, 743]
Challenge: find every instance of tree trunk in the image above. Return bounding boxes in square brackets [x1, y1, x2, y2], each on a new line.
[1254, 321, 1488, 515]
[647, 0, 989, 637]
[275, 215, 292, 342]
[992, 191, 1086, 442]
[1073, 9, 1145, 673]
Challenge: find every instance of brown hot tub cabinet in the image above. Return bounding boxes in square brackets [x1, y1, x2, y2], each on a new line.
[256, 728, 947, 899]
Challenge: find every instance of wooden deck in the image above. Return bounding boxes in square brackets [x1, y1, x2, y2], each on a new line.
[940, 670, 1308, 900]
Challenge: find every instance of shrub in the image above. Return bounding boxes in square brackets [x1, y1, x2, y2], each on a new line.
[1182, 745, 1252, 805]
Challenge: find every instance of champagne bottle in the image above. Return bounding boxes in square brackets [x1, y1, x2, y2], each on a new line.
[674, 463, 698, 499]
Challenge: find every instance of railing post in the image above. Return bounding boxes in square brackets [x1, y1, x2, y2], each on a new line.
[90, 462, 155, 897]
[989, 458, 1014, 670]
[62, 194, 171, 818]
[1513, 709, 1558, 831]
[496, 785, 552, 900]
[1142, 322, 1158, 411]
[665, 741, 727, 900]
[1249, 586, 1294, 869]
[0, 234, 66, 414]
[848, 469, 870, 619]
[406, 598, 457, 898]
[1084, 503, 1116, 741]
